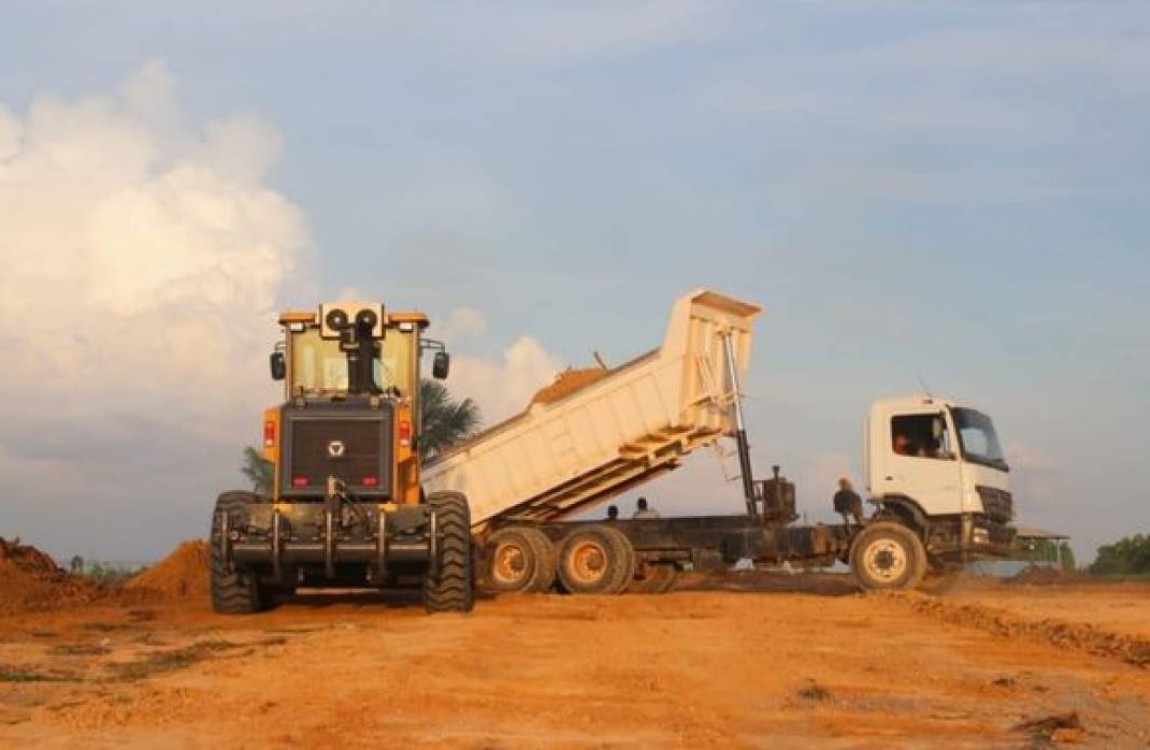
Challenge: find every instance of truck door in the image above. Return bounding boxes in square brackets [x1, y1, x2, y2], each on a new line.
[878, 409, 964, 516]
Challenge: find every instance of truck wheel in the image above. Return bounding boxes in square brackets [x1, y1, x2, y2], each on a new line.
[423, 491, 474, 613]
[849, 521, 927, 592]
[210, 491, 268, 614]
[485, 526, 556, 593]
[557, 524, 635, 595]
[628, 562, 678, 594]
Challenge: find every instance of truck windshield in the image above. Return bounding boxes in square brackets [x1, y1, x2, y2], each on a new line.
[952, 407, 1008, 471]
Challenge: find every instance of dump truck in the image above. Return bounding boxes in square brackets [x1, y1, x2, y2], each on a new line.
[210, 303, 474, 613]
[421, 289, 1016, 594]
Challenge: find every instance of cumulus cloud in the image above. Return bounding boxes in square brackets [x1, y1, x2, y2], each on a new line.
[447, 336, 566, 426]
[437, 307, 487, 341]
[0, 59, 307, 430]
[0, 61, 309, 556]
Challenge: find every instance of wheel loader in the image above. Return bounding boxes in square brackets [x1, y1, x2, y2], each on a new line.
[210, 302, 473, 614]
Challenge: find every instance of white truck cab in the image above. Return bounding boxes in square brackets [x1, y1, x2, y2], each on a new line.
[864, 395, 1014, 561]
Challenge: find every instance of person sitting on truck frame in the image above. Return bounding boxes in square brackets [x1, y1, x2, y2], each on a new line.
[633, 497, 660, 520]
[832, 478, 864, 528]
[606, 505, 619, 521]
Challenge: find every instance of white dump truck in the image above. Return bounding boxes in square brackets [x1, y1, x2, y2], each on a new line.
[423, 289, 1016, 593]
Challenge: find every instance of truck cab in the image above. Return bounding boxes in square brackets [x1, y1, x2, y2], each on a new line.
[865, 395, 1015, 563]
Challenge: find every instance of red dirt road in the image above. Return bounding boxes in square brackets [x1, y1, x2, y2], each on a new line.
[1, 575, 1148, 748]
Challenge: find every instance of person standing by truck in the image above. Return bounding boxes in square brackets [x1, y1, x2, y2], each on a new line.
[633, 497, 661, 519]
[832, 478, 864, 528]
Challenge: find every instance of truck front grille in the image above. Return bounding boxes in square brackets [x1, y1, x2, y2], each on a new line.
[976, 485, 1013, 524]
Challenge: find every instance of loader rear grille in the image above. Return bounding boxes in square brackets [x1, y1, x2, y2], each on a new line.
[280, 404, 393, 498]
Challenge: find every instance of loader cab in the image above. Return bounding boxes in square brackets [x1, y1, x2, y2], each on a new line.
[865, 396, 1012, 522]
[271, 306, 449, 399]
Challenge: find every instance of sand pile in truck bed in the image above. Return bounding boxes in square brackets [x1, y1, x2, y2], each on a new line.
[531, 367, 610, 406]
[0, 536, 133, 615]
[127, 540, 211, 601]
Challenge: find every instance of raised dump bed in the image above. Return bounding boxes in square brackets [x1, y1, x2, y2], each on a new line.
[421, 289, 761, 529]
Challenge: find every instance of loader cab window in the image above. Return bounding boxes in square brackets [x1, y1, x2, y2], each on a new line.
[380, 331, 415, 396]
[291, 328, 386, 394]
[891, 413, 953, 460]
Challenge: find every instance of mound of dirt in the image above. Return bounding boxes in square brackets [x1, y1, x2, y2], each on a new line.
[0, 537, 113, 615]
[127, 540, 211, 601]
[902, 593, 1150, 668]
[0, 536, 64, 575]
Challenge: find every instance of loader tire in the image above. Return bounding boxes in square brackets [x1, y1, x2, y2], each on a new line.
[628, 562, 679, 594]
[485, 526, 557, 594]
[210, 491, 268, 614]
[849, 521, 927, 592]
[557, 524, 635, 595]
[423, 491, 474, 614]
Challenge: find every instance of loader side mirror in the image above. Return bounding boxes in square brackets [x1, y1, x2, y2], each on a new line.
[432, 351, 450, 380]
[270, 352, 286, 381]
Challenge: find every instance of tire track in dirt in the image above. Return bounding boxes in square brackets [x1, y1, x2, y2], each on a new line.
[896, 592, 1150, 668]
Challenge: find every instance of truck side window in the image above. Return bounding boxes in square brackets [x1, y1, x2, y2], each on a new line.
[891, 414, 952, 460]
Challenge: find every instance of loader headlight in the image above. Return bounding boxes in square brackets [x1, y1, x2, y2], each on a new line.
[325, 308, 349, 332]
[355, 309, 378, 331]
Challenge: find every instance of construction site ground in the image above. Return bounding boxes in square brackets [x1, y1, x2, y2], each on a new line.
[1, 547, 1149, 749]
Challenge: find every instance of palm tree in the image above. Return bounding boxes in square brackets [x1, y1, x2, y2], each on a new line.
[419, 379, 481, 461]
[241, 446, 274, 494]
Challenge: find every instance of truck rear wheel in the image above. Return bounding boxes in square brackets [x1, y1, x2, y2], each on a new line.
[485, 526, 556, 593]
[423, 491, 475, 613]
[557, 525, 634, 595]
[849, 521, 927, 592]
[210, 491, 268, 614]
[628, 562, 678, 594]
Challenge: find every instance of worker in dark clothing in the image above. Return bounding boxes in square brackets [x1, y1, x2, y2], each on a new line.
[633, 497, 660, 519]
[832, 478, 864, 528]
[606, 504, 619, 521]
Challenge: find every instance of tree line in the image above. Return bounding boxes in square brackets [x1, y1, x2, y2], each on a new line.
[1089, 533, 1150, 576]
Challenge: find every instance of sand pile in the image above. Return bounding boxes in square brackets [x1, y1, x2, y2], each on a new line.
[128, 540, 211, 600]
[0, 536, 110, 615]
[531, 367, 610, 406]
[0, 536, 64, 574]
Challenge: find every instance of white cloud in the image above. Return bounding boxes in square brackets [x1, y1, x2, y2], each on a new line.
[436, 307, 487, 342]
[0, 61, 309, 556]
[0, 59, 307, 433]
[447, 336, 566, 425]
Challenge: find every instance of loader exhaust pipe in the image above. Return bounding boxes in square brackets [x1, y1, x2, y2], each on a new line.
[721, 329, 758, 518]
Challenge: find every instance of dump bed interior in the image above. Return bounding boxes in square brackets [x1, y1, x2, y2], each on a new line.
[421, 289, 761, 529]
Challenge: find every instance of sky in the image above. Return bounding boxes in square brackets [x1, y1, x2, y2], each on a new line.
[1, 1, 1147, 564]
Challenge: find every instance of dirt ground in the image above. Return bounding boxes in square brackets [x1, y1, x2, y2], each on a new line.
[1, 559, 1148, 750]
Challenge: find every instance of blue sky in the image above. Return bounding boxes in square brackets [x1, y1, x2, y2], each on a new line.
[1, 1, 1146, 563]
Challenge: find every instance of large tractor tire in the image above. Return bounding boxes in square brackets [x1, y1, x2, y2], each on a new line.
[210, 491, 268, 614]
[628, 561, 679, 594]
[849, 521, 928, 592]
[484, 526, 557, 594]
[557, 524, 635, 595]
[423, 491, 475, 614]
